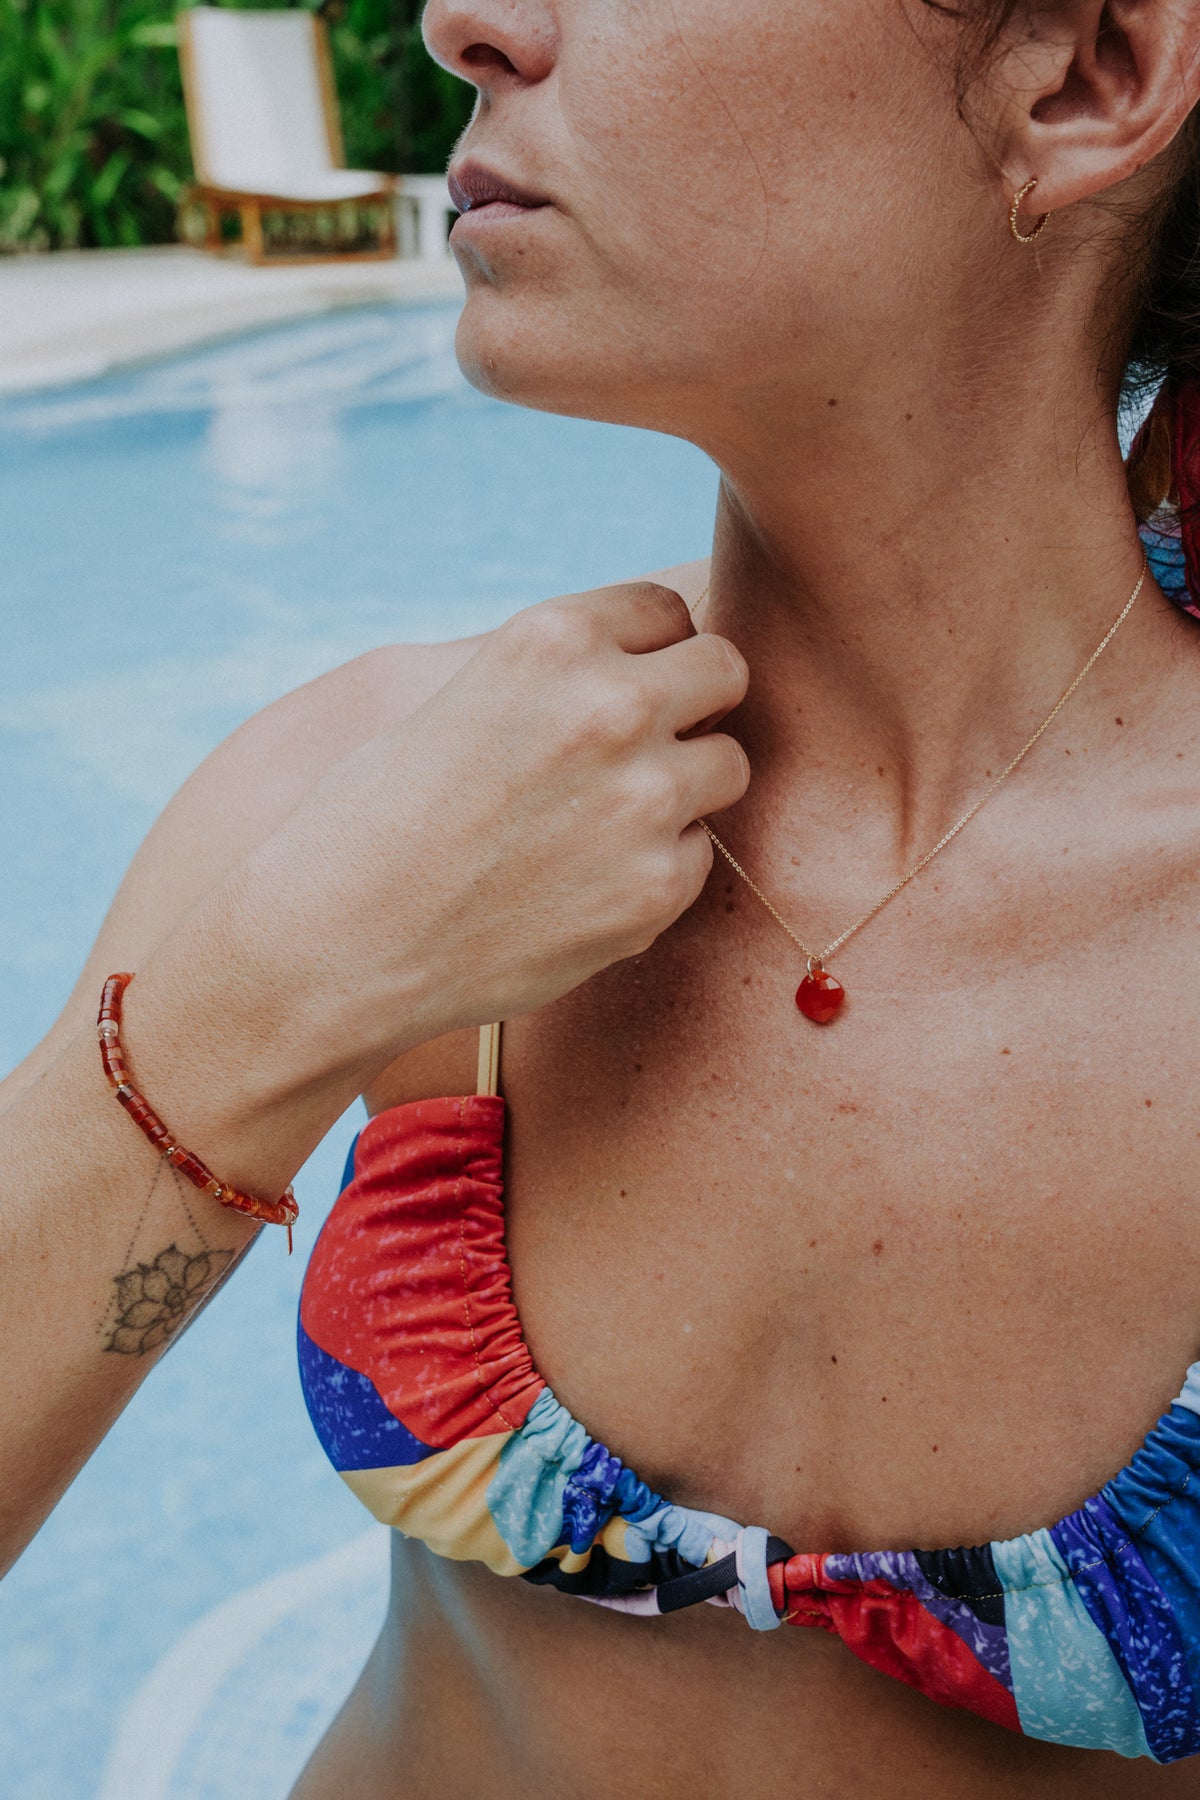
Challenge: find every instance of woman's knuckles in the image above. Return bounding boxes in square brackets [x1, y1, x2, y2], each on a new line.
[498, 594, 606, 666]
[318, 588, 743, 1018]
[617, 761, 682, 825]
[619, 581, 693, 640]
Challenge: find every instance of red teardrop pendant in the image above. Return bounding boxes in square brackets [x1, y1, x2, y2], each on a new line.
[796, 965, 845, 1024]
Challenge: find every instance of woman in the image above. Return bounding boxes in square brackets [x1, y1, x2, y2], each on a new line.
[5, 0, 1200, 1791]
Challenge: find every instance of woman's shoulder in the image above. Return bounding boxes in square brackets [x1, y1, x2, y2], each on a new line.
[133, 632, 493, 912]
[2, 633, 492, 1096]
[203, 632, 490, 817]
[202, 543, 703, 854]
[8, 561, 707, 1098]
[124, 549, 704, 956]
[215, 550, 707, 818]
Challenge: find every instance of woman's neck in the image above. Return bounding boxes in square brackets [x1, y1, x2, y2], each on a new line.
[699, 361, 1157, 866]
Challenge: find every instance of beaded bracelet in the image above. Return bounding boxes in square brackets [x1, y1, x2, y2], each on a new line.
[98, 972, 299, 1252]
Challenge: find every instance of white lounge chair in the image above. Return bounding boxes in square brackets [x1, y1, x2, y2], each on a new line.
[177, 7, 451, 264]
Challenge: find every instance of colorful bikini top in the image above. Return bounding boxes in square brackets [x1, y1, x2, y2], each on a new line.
[299, 515, 1200, 1766]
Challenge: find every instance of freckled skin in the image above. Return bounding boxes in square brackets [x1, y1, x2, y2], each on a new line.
[288, 0, 1200, 1793]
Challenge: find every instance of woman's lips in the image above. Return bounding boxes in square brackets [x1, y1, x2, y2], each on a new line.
[448, 161, 552, 223]
[454, 198, 539, 222]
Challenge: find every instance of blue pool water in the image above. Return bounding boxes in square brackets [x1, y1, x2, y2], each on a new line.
[0, 301, 719, 1800]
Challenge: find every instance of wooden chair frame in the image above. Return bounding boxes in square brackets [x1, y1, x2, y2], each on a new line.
[177, 8, 398, 265]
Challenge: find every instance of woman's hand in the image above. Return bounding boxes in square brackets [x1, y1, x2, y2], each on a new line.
[0, 576, 747, 1567]
[219, 580, 751, 1089]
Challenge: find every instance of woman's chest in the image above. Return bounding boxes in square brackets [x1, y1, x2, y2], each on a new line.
[497, 865, 1200, 1558]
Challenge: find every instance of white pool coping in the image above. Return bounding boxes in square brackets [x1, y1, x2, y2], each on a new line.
[95, 1528, 390, 1800]
[0, 244, 464, 397]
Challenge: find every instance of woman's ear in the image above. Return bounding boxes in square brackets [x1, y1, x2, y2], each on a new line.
[988, 0, 1200, 222]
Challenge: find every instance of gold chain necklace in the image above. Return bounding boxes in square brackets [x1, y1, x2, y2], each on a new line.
[690, 552, 1149, 1023]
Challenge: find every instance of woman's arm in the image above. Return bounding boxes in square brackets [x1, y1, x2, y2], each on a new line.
[0, 640, 466, 1571]
[0, 580, 750, 1572]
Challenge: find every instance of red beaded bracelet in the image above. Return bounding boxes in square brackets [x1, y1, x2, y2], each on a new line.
[98, 972, 299, 1252]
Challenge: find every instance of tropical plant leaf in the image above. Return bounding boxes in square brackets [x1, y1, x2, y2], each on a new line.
[0, 0, 472, 253]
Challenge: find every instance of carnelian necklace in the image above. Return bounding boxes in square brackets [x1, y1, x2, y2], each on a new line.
[693, 553, 1148, 1024]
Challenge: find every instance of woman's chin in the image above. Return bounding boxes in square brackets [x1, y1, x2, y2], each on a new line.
[455, 300, 683, 433]
[453, 304, 638, 425]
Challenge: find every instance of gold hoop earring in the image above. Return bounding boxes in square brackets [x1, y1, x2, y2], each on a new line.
[1010, 177, 1050, 244]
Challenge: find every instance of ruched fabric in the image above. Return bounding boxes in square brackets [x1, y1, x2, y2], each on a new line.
[298, 1094, 1200, 1762]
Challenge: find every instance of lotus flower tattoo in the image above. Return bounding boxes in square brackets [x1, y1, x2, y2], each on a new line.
[105, 1244, 235, 1355]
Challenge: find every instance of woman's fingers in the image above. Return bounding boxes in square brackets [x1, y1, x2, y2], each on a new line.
[573, 580, 698, 654]
[501, 582, 744, 738]
[230, 577, 755, 1051]
[671, 818, 719, 914]
[669, 728, 752, 824]
[638, 629, 750, 736]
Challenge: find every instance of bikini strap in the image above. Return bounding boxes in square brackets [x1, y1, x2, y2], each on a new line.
[476, 1021, 503, 1097]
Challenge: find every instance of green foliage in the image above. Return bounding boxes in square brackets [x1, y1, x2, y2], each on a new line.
[0, 0, 473, 253]
[317, 0, 473, 175]
[0, 0, 189, 250]
[383, 1, 477, 174]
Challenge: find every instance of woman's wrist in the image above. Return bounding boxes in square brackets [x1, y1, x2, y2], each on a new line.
[108, 982, 324, 1211]
[112, 894, 422, 1205]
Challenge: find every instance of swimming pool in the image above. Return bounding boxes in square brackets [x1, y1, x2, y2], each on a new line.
[0, 301, 719, 1800]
